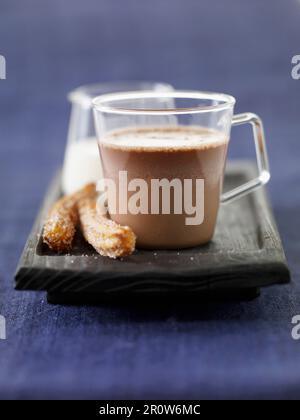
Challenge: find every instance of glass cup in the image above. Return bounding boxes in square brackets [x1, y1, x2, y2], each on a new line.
[93, 90, 270, 249]
[62, 81, 173, 194]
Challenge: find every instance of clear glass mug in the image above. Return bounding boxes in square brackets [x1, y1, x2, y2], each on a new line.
[62, 81, 173, 194]
[93, 91, 270, 249]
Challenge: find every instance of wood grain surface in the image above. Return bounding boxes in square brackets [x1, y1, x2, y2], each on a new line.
[14, 162, 290, 300]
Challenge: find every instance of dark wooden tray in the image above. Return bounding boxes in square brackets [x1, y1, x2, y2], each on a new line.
[15, 161, 290, 304]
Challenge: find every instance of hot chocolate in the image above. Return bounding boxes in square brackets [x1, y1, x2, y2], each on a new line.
[99, 126, 229, 249]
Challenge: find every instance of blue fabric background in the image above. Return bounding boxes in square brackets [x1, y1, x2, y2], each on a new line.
[0, 0, 300, 399]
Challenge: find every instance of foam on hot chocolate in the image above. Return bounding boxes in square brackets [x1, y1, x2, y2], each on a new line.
[101, 126, 228, 152]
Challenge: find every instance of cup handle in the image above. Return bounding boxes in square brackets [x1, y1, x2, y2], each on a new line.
[221, 113, 270, 203]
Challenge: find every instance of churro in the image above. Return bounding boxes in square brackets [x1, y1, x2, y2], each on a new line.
[78, 194, 136, 258]
[43, 183, 95, 252]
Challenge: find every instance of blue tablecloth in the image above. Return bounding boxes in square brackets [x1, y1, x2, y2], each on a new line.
[0, 0, 300, 399]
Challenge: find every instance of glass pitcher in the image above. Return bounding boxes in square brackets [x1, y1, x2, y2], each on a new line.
[62, 81, 174, 194]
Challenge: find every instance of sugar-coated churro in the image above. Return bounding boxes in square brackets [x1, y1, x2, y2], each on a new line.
[43, 183, 95, 252]
[78, 195, 136, 258]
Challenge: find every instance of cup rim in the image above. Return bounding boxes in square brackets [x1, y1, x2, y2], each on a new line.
[68, 81, 174, 107]
[92, 90, 236, 115]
